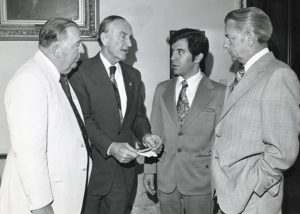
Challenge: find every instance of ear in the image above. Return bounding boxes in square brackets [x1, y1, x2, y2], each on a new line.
[245, 31, 255, 46]
[52, 42, 61, 58]
[100, 32, 108, 46]
[194, 53, 204, 64]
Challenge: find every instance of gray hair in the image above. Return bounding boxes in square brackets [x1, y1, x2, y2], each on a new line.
[39, 17, 79, 48]
[225, 7, 273, 44]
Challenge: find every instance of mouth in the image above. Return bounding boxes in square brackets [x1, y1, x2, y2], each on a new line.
[121, 49, 129, 54]
[171, 64, 180, 69]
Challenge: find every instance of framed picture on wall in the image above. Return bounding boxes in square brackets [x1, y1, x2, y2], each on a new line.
[0, 0, 98, 40]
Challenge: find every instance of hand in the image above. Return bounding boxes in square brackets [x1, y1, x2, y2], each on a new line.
[142, 134, 163, 154]
[109, 142, 139, 163]
[143, 173, 156, 195]
[31, 204, 54, 214]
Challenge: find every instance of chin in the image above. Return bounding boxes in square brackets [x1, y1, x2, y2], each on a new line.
[119, 55, 127, 61]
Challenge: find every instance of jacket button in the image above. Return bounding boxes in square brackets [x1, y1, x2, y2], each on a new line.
[216, 133, 221, 138]
[81, 144, 84, 148]
[178, 131, 183, 136]
[177, 148, 182, 152]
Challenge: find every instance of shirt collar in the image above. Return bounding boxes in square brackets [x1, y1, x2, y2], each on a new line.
[177, 70, 203, 87]
[244, 48, 269, 72]
[100, 52, 121, 75]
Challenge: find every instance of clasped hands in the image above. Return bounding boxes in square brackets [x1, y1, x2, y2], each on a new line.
[109, 134, 163, 163]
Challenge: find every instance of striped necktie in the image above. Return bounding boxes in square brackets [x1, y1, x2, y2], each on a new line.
[109, 66, 123, 124]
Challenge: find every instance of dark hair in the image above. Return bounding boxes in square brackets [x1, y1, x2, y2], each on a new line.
[225, 7, 273, 44]
[98, 15, 126, 46]
[168, 28, 209, 72]
[39, 17, 79, 48]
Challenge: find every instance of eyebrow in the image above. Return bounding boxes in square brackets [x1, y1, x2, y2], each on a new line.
[171, 48, 185, 52]
[120, 31, 132, 36]
[73, 39, 82, 46]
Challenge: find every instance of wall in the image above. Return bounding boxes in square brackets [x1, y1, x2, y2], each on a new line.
[0, 0, 239, 168]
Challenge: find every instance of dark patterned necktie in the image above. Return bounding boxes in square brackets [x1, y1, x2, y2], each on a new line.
[233, 67, 245, 89]
[59, 75, 92, 157]
[59, 75, 91, 214]
[109, 66, 123, 124]
[176, 80, 190, 127]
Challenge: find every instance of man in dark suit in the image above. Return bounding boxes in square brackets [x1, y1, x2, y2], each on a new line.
[143, 28, 226, 214]
[70, 15, 162, 214]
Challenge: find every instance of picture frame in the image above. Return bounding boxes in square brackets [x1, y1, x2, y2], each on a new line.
[0, 0, 98, 41]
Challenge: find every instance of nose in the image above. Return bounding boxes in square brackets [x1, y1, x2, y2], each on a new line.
[79, 43, 85, 54]
[126, 37, 132, 48]
[171, 52, 176, 61]
[223, 39, 229, 50]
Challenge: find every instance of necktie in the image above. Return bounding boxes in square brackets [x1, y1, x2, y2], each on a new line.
[176, 80, 190, 127]
[233, 68, 245, 88]
[109, 66, 123, 124]
[59, 75, 92, 157]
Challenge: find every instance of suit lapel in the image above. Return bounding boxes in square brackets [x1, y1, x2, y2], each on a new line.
[162, 78, 179, 128]
[218, 52, 275, 123]
[95, 55, 122, 124]
[182, 75, 214, 129]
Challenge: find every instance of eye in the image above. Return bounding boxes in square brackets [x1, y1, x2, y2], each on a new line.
[120, 33, 127, 41]
[178, 50, 184, 55]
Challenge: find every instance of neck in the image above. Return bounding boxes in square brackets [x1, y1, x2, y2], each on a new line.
[101, 49, 119, 65]
[39, 46, 67, 75]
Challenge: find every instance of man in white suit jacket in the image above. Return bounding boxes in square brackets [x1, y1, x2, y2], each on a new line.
[0, 17, 91, 214]
[211, 7, 300, 214]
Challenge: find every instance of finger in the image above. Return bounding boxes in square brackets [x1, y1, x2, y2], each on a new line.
[145, 182, 155, 195]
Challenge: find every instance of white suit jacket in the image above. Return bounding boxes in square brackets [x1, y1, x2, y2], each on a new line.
[0, 50, 91, 214]
[211, 52, 300, 214]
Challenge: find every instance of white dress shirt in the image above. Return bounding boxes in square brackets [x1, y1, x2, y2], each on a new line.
[176, 71, 203, 106]
[100, 53, 127, 116]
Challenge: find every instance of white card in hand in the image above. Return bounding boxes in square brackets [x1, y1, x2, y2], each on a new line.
[137, 150, 157, 157]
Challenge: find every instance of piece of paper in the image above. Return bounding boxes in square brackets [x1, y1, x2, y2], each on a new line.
[137, 150, 157, 157]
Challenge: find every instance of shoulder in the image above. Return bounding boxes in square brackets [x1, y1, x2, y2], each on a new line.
[120, 62, 141, 79]
[266, 58, 298, 82]
[205, 77, 227, 93]
[79, 53, 101, 70]
[152, 78, 175, 97]
[69, 53, 102, 81]
[120, 61, 139, 72]
[156, 77, 172, 88]
[211, 79, 226, 90]
[10, 58, 48, 86]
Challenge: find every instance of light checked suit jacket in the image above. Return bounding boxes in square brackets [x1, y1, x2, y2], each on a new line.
[211, 52, 300, 214]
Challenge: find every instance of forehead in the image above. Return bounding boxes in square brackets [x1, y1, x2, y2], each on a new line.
[107, 19, 132, 35]
[225, 20, 240, 36]
[59, 26, 81, 42]
[171, 38, 188, 49]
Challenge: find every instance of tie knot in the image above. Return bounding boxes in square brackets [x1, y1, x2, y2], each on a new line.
[59, 74, 68, 84]
[236, 68, 245, 81]
[181, 80, 188, 88]
[109, 66, 117, 76]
